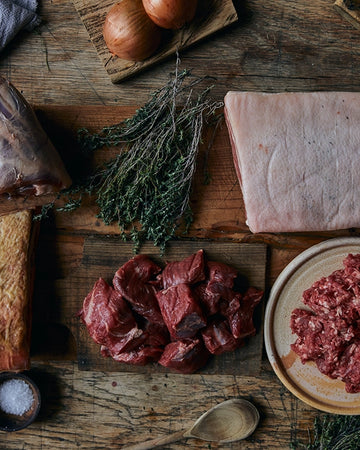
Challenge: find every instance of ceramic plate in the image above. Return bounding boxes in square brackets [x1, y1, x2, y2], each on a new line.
[264, 237, 360, 414]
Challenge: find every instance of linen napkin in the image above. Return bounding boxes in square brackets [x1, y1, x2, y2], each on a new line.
[0, 0, 41, 51]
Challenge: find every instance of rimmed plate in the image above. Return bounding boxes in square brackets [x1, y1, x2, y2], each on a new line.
[264, 237, 360, 414]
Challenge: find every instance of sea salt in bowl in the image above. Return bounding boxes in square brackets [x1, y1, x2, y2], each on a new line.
[0, 372, 41, 432]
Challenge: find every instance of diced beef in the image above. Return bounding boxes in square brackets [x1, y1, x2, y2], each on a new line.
[159, 249, 205, 289]
[195, 261, 239, 316]
[103, 345, 163, 365]
[156, 283, 206, 339]
[194, 281, 220, 316]
[78, 278, 144, 355]
[207, 261, 238, 288]
[142, 321, 170, 348]
[222, 287, 263, 339]
[113, 255, 164, 325]
[159, 338, 210, 373]
[201, 319, 242, 355]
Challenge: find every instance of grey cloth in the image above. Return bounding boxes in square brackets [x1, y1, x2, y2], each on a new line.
[0, 0, 40, 51]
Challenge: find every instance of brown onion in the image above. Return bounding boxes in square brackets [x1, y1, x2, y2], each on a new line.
[142, 0, 198, 30]
[103, 0, 162, 61]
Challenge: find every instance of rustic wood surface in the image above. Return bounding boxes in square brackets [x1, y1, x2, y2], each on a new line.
[71, 0, 238, 83]
[0, 0, 360, 448]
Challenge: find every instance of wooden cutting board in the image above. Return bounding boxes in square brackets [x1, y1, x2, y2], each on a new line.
[71, 0, 238, 82]
[67, 238, 267, 375]
[19, 104, 268, 376]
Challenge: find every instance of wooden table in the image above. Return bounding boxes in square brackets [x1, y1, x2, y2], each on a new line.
[1, 0, 360, 448]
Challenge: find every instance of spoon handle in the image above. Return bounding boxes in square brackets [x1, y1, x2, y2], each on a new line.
[122, 429, 188, 450]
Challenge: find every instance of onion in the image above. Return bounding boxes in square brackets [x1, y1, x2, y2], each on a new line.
[142, 0, 198, 30]
[103, 0, 162, 61]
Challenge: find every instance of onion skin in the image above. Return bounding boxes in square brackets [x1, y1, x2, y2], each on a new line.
[103, 0, 162, 61]
[142, 0, 198, 30]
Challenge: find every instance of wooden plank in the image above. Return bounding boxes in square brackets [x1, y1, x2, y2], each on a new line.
[71, 0, 238, 82]
[67, 238, 267, 375]
[334, 0, 360, 29]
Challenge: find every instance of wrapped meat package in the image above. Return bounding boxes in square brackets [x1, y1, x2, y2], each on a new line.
[0, 210, 38, 372]
[0, 76, 71, 196]
[224, 91, 360, 233]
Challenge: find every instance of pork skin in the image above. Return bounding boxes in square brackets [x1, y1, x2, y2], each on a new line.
[224, 91, 360, 233]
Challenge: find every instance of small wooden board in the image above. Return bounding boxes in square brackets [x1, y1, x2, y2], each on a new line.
[71, 0, 238, 83]
[70, 238, 267, 375]
[334, 0, 360, 30]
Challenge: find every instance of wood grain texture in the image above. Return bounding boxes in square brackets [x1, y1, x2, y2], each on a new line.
[0, 0, 359, 106]
[71, 0, 238, 82]
[334, 0, 360, 29]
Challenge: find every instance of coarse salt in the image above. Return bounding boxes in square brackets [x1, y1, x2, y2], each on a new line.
[0, 379, 34, 415]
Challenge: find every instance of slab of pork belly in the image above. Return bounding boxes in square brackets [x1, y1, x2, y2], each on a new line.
[224, 91, 360, 233]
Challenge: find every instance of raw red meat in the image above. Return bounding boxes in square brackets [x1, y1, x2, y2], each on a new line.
[113, 254, 164, 325]
[159, 249, 205, 289]
[156, 283, 206, 339]
[291, 253, 360, 393]
[223, 287, 263, 339]
[78, 278, 144, 355]
[159, 338, 210, 373]
[80, 250, 262, 374]
[195, 260, 239, 316]
[201, 319, 242, 355]
[103, 345, 163, 365]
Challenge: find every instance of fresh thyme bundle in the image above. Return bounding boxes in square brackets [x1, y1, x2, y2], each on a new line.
[291, 414, 360, 449]
[307, 414, 360, 450]
[41, 61, 222, 252]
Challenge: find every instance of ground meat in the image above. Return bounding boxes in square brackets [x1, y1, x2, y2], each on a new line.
[291, 253, 360, 393]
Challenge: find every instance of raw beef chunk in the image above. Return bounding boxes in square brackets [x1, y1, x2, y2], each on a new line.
[159, 339, 210, 373]
[113, 254, 164, 325]
[78, 278, 144, 355]
[291, 253, 360, 393]
[207, 261, 238, 288]
[156, 283, 206, 339]
[159, 249, 205, 289]
[195, 260, 239, 316]
[194, 282, 220, 316]
[201, 319, 242, 355]
[103, 345, 163, 365]
[223, 287, 263, 339]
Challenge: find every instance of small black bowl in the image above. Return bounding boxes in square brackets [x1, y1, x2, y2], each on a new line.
[0, 372, 41, 432]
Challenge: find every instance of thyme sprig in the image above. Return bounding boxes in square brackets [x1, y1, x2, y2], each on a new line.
[291, 414, 360, 450]
[39, 61, 223, 252]
[307, 414, 360, 450]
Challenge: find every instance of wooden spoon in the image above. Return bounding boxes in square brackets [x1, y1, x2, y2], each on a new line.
[122, 398, 260, 450]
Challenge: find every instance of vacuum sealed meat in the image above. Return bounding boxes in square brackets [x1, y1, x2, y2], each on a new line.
[0, 76, 71, 196]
